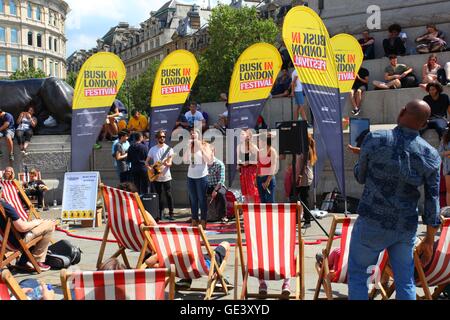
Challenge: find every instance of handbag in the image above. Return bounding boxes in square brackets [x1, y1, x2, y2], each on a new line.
[46, 240, 82, 265]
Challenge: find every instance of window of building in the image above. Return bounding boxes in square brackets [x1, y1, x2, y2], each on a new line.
[49, 61, 53, 75]
[11, 55, 19, 71]
[0, 54, 5, 71]
[36, 7, 41, 21]
[27, 31, 33, 45]
[27, 2, 32, 18]
[37, 33, 42, 47]
[9, 0, 16, 15]
[55, 62, 58, 77]
[0, 0, 4, 14]
[10, 28, 18, 43]
[28, 57, 34, 68]
[37, 58, 43, 71]
[54, 38, 57, 51]
[48, 36, 52, 50]
[0, 27, 5, 42]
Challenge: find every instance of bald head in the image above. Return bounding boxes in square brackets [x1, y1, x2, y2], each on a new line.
[398, 99, 431, 130]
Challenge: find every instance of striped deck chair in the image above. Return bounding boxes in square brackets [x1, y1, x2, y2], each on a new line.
[97, 185, 155, 270]
[389, 217, 450, 300]
[60, 266, 175, 300]
[142, 225, 231, 300]
[0, 180, 40, 221]
[314, 216, 389, 300]
[18, 171, 42, 184]
[1, 269, 27, 300]
[0, 205, 44, 273]
[234, 202, 304, 300]
[18, 171, 45, 207]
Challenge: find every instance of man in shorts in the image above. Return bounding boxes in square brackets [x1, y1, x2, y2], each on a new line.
[0, 109, 16, 161]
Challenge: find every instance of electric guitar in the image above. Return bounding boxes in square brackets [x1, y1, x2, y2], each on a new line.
[147, 147, 172, 182]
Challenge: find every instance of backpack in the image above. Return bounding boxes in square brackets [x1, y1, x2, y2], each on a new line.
[45, 240, 82, 269]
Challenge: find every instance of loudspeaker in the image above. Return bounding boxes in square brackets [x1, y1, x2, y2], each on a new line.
[140, 193, 160, 221]
[276, 120, 308, 155]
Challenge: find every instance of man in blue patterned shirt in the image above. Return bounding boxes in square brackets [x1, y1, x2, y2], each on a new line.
[348, 100, 442, 300]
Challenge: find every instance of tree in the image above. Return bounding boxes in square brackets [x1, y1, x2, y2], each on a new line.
[192, 5, 279, 102]
[66, 71, 78, 88]
[9, 62, 47, 80]
[114, 60, 161, 114]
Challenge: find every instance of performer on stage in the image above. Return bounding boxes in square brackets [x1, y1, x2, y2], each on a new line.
[256, 132, 279, 204]
[126, 132, 149, 195]
[237, 129, 260, 203]
[146, 130, 175, 221]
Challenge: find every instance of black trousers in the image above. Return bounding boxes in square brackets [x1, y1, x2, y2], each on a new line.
[26, 189, 44, 207]
[152, 181, 174, 216]
[16, 129, 33, 145]
[296, 186, 312, 223]
[132, 170, 149, 195]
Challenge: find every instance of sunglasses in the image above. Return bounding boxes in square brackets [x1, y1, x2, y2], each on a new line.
[158, 136, 166, 139]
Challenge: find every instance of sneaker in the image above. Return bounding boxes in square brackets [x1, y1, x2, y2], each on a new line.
[175, 279, 192, 289]
[37, 262, 51, 272]
[9, 154, 14, 161]
[221, 217, 230, 224]
[281, 282, 291, 297]
[302, 222, 311, 229]
[351, 108, 357, 115]
[93, 143, 102, 150]
[258, 282, 268, 296]
[354, 108, 361, 116]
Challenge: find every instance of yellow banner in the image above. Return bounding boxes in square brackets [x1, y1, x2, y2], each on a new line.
[73, 52, 126, 110]
[331, 34, 364, 93]
[282, 6, 338, 89]
[151, 50, 199, 107]
[228, 43, 282, 104]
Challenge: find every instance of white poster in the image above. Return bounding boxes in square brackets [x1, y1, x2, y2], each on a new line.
[61, 172, 100, 221]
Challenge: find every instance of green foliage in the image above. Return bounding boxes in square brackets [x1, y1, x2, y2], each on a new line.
[66, 71, 78, 89]
[117, 60, 161, 114]
[192, 5, 279, 102]
[9, 62, 47, 80]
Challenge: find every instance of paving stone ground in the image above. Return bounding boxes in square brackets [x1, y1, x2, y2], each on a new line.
[7, 206, 435, 300]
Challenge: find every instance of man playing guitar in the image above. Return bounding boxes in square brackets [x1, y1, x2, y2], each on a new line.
[146, 130, 175, 221]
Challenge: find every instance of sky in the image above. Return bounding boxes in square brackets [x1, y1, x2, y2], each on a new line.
[65, 0, 226, 57]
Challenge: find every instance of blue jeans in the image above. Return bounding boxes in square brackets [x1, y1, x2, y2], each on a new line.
[348, 217, 417, 300]
[187, 176, 208, 221]
[256, 176, 276, 203]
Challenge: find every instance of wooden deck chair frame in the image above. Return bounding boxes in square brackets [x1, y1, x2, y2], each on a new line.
[96, 184, 155, 270]
[0, 205, 44, 273]
[234, 202, 305, 300]
[1, 269, 28, 300]
[60, 265, 176, 300]
[1, 180, 41, 221]
[382, 216, 449, 300]
[314, 215, 389, 300]
[141, 225, 231, 300]
[18, 171, 45, 208]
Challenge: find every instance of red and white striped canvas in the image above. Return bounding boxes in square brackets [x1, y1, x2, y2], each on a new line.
[0, 181, 28, 221]
[0, 227, 19, 252]
[18, 171, 42, 184]
[102, 186, 145, 252]
[332, 218, 388, 284]
[70, 269, 167, 300]
[0, 279, 11, 300]
[420, 219, 450, 287]
[241, 203, 298, 280]
[148, 226, 210, 279]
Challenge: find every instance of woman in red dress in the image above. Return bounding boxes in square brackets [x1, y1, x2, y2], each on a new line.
[237, 130, 260, 203]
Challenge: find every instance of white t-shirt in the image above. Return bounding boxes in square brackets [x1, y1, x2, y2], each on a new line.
[292, 69, 303, 92]
[187, 149, 209, 179]
[148, 144, 174, 182]
[185, 111, 204, 127]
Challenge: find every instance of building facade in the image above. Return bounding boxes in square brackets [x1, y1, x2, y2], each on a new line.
[67, 1, 211, 80]
[0, 0, 69, 79]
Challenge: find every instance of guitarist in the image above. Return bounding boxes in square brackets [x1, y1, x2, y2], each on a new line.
[145, 130, 175, 221]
